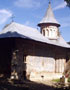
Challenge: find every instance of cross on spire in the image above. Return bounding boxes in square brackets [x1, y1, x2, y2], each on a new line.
[11, 14, 15, 22]
[49, 0, 51, 4]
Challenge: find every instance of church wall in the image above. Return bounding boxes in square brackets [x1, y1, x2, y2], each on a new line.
[0, 38, 67, 80]
[15, 38, 67, 80]
[55, 47, 66, 73]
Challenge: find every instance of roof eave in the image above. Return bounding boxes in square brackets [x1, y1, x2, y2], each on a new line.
[38, 22, 60, 27]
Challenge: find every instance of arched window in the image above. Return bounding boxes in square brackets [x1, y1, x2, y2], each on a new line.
[50, 29, 52, 37]
[43, 30, 45, 36]
[46, 29, 49, 36]
[23, 54, 27, 63]
[52, 30, 55, 37]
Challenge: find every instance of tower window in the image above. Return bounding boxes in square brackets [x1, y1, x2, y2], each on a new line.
[43, 30, 45, 36]
[46, 29, 49, 36]
[50, 29, 52, 36]
[23, 55, 27, 63]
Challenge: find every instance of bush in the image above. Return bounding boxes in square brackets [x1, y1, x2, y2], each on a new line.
[68, 77, 70, 82]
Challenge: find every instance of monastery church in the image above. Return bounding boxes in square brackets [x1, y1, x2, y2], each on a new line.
[0, 2, 70, 81]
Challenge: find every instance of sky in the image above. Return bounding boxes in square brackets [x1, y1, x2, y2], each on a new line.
[0, 0, 70, 42]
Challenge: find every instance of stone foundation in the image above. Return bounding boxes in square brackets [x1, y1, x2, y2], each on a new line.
[29, 72, 62, 81]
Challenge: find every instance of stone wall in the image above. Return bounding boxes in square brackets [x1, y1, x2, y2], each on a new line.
[14, 38, 67, 80]
[0, 38, 68, 80]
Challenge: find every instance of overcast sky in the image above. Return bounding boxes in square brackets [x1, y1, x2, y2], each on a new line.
[0, 0, 70, 42]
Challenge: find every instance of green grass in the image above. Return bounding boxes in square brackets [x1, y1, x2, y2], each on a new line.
[52, 79, 60, 83]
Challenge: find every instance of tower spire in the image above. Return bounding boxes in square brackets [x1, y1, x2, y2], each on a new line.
[38, 1, 60, 27]
[37, 1, 60, 39]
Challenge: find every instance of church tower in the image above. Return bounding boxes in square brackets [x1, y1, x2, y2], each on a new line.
[38, 2, 60, 39]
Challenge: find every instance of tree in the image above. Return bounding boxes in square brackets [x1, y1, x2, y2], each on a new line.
[64, 60, 70, 78]
[64, 0, 70, 7]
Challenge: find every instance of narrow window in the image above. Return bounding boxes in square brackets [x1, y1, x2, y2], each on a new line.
[52, 30, 55, 37]
[23, 71, 26, 80]
[46, 29, 49, 36]
[23, 55, 27, 63]
[50, 29, 52, 37]
[43, 30, 45, 36]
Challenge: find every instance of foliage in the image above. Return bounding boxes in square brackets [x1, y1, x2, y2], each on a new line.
[63, 60, 70, 78]
[68, 77, 70, 82]
[64, 0, 70, 7]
